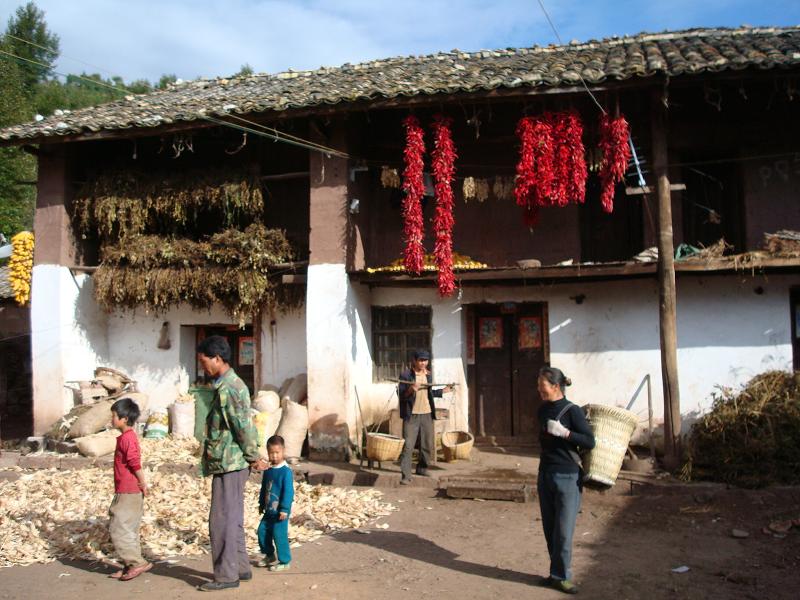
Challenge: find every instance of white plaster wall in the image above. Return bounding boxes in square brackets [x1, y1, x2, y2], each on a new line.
[357, 287, 470, 433]
[104, 305, 230, 410]
[31, 265, 109, 433]
[104, 307, 307, 412]
[261, 309, 307, 389]
[353, 273, 794, 436]
[306, 264, 353, 450]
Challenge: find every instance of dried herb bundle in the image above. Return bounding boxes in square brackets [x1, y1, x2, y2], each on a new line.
[74, 169, 263, 238]
[94, 224, 300, 320]
[682, 371, 800, 487]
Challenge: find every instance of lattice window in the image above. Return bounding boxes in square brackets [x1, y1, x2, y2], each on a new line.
[372, 306, 432, 381]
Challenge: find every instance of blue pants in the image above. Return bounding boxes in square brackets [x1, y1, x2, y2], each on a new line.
[257, 514, 291, 564]
[537, 470, 582, 581]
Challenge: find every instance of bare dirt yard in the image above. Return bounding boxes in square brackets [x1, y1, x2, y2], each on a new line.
[1, 478, 798, 600]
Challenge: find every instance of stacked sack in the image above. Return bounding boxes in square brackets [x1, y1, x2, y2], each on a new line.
[252, 389, 282, 455]
[275, 374, 308, 463]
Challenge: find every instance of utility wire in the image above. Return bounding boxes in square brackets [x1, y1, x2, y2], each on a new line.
[0, 47, 129, 94]
[4, 33, 115, 78]
[535, 0, 607, 115]
[0, 44, 349, 158]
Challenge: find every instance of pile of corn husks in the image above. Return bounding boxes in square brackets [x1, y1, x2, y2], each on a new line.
[139, 436, 201, 467]
[0, 467, 395, 568]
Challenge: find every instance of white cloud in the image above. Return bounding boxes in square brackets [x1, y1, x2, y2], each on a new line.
[0, 0, 797, 84]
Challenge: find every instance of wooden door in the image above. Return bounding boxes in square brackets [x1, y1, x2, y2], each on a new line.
[511, 305, 549, 435]
[197, 325, 255, 394]
[474, 303, 548, 437]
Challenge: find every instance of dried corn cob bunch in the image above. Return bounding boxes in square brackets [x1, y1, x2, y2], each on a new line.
[9, 231, 34, 306]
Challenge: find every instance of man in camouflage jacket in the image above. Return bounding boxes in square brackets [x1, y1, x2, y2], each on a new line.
[197, 335, 261, 591]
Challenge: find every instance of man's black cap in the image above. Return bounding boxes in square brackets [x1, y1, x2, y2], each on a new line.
[413, 349, 431, 360]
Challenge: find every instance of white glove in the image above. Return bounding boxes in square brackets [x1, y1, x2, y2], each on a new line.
[547, 419, 570, 439]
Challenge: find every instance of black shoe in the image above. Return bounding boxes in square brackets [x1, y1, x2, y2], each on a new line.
[199, 581, 240, 591]
[416, 468, 429, 477]
[239, 572, 252, 581]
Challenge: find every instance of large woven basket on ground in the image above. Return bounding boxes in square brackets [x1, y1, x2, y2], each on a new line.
[582, 404, 639, 487]
[366, 433, 404, 461]
[441, 431, 474, 462]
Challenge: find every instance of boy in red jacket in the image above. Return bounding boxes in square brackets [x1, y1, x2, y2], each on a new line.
[108, 397, 151, 581]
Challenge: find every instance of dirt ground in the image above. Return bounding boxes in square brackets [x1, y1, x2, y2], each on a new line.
[1, 474, 799, 600]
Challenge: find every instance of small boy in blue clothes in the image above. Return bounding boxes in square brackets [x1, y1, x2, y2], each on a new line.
[257, 435, 294, 571]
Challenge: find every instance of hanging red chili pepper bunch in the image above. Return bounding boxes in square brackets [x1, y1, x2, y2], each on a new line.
[563, 110, 587, 205]
[431, 115, 457, 297]
[513, 116, 541, 227]
[598, 113, 632, 213]
[401, 115, 426, 274]
[514, 111, 587, 226]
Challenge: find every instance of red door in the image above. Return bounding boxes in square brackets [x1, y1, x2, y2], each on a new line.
[474, 303, 549, 437]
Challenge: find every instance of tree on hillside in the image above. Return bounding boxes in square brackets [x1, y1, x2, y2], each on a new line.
[235, 63, 254, 77]
[0, 36, 35, 237]
[157, 74, 177, 89]
[3, 1, 59, 95]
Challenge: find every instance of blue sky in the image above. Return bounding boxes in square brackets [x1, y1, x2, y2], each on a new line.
[1, 0, 799, 83]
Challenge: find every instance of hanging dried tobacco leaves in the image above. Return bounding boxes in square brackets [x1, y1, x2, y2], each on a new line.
[73, 168, 264, 239]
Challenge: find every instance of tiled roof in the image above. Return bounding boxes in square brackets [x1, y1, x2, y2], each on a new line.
[2, 26, 799, 143]
[0, 266, 13, 299]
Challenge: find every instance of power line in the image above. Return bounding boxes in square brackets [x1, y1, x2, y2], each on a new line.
[4, 32, 115, 78]
[535, 0, 607, 115]
[0, 47, 127, 94]
[0, 44, 349, 158]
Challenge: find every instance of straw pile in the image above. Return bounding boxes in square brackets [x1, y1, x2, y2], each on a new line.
[0, 467, 395, 567]
[682, 371, 800, 487]
[764, 230, 800, 256]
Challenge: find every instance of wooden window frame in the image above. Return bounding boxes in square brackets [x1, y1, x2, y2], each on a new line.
[371, 305, 432, 382]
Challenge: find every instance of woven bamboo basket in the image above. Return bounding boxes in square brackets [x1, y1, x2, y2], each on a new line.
[582, 404, 639, 487]
[366, 433, 405, 461]
[441, 431, 474, 462]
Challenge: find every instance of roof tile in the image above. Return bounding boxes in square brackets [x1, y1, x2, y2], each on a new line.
[1, 26, 799, 142]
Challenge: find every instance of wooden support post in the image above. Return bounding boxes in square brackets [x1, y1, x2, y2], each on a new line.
[253, 309, 263, 392]
[650, 89, 682, 469]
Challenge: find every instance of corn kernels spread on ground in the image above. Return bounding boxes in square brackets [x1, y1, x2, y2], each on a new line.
[0, 449, 395, 568]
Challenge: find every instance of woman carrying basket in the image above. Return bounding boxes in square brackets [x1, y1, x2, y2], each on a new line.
[536, 366, 595, 595]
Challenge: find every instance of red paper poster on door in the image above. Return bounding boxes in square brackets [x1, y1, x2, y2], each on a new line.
[518, 316, 542, 349]
[479, 317, 503, 349]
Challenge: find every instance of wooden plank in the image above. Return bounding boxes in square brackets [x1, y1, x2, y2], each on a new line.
[253, 309, 263, 392]
[441, 479, 535, 503]
[651, 89, 682, 470]
[625, 183, 686, 195]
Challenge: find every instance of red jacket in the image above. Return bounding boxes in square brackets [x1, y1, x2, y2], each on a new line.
[114, 429, 142, 493]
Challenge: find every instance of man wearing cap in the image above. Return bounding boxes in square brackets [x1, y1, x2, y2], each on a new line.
[397, 350, 452, 485]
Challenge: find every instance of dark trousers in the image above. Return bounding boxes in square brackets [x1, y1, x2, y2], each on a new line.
[537, 470, 582, 581]
[210, 468, 251, 583]
[257, 514, 292, 564]
[401, 413, 433, 479]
